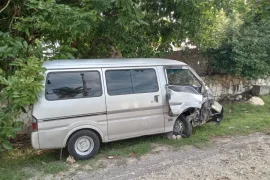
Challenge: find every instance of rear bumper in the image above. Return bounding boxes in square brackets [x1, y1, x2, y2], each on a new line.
[31, 132, 40, 149]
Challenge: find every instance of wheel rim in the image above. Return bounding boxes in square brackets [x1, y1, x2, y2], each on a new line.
[74, 136, 94, 156]
[173, 120, 184, 135]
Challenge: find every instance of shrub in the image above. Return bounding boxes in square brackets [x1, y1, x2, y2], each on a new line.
[0, 58, 45, 151]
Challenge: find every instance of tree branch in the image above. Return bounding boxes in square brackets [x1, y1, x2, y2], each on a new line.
[9, 5, 17, 32]
[0, 0, 11, 13]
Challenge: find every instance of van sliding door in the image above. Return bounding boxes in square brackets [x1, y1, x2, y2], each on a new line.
[103, 67, 164, 140]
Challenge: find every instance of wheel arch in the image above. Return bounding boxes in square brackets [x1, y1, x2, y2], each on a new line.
[63, 126, 104, 147]
[175, 107, 198, 121]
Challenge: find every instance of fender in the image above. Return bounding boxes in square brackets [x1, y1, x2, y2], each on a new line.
[174, 106, 199, 121]
[63, 125, 105, 147]
[171, 102, 201, 117]
[166, 107, 199, 132]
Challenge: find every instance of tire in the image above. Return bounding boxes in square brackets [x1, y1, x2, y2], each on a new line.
[67, 130, 100, 160]
[173, 114, 192, 138]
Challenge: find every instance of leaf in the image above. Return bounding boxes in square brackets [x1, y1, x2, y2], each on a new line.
[25, 28, 30, 37]
[0, 95, 6, 104]
[66, 52, 74, 59]
[0, 45, 8, 53]
[2, 141, 13, 150]
[0, 76, 9, 85]
[23, 41, 28, 49]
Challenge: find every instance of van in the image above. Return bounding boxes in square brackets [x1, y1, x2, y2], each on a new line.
[31, 58, 223, 160]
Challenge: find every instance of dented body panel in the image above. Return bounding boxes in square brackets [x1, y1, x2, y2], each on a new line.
[168, 89, 202, 116]
[166, 67, 224, 127]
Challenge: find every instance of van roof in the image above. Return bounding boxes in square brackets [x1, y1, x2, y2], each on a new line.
[43, 58, 186, 70]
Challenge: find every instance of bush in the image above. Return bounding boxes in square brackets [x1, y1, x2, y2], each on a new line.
[207, 19, 270, 79]
[206, 0, 270, 79]
[0, 57, 45, 151]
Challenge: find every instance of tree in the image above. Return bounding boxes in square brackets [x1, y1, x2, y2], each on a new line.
[206, 0, 270, 79]
[0, 0, 232, 150]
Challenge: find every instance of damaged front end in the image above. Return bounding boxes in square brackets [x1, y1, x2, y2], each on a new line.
[167, 85, 224, 127]
[204, 87, 224, 125]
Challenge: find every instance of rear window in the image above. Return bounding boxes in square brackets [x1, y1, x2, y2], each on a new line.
[106, 68, 159, 95]
[46, 71, 102, 100]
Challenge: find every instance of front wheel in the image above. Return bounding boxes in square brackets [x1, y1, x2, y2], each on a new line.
[173, 115, 192, 138]
[67, 130, 100, 160]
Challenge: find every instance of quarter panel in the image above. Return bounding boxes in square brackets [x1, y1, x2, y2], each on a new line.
[38, 115, 107, 149]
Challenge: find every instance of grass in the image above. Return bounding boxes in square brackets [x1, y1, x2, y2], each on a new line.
[0, 95, 270, 180]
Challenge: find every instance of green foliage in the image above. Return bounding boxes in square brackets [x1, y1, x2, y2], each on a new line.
[0, 26, 45, 150]
[230, 21, 270, 78]
[1, 0, 233, 58]
[197, 10, 230, 50]
[0, 58, 45, 151]
[205, 0, 270, 79]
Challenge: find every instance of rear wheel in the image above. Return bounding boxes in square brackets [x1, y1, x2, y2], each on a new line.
[173, 115, 192, 138]
[67, 130, 100, 160]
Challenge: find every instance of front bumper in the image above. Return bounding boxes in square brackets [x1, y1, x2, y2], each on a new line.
[31, 132, 40, 149]
[210, 101, 224, 124]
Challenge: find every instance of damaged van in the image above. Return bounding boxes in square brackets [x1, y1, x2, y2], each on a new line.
[31, 58, 223, 160]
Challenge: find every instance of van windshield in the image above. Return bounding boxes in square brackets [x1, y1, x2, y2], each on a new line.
[166, 68, 201, 87]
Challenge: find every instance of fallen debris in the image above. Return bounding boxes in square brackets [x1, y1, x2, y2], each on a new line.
[172, 135, 182, 140]
[107, 156, 116, 159]
[66, 155, 76, 164]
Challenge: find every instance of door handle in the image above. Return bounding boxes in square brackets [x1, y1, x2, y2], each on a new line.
[154, 95, 159, 103]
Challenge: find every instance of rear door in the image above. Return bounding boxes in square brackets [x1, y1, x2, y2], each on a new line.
[102, 67, 164, 140]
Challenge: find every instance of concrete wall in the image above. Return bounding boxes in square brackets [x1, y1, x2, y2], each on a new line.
[19, 106, 33, 134]
[202, 75, 270, 100]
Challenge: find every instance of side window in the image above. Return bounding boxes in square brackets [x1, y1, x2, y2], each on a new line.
[105, 70, 133, 95]
[46, 71, 102, 100]
[106, 68, 159, 96]
[131, 69, 159, 93]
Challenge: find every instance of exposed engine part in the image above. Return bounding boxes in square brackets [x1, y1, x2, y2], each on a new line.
[200, 101, 210, 123]
[186, 109, 200, 126]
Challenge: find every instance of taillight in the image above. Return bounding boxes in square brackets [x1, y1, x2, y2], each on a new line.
[32, 116, 38, 131]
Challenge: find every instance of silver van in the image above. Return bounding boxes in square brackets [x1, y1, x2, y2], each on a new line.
[31, 58, 223, 160]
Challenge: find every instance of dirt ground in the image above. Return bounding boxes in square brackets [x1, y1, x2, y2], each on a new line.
[40, 132, 270, 180]
[66, 133, 270, 180]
